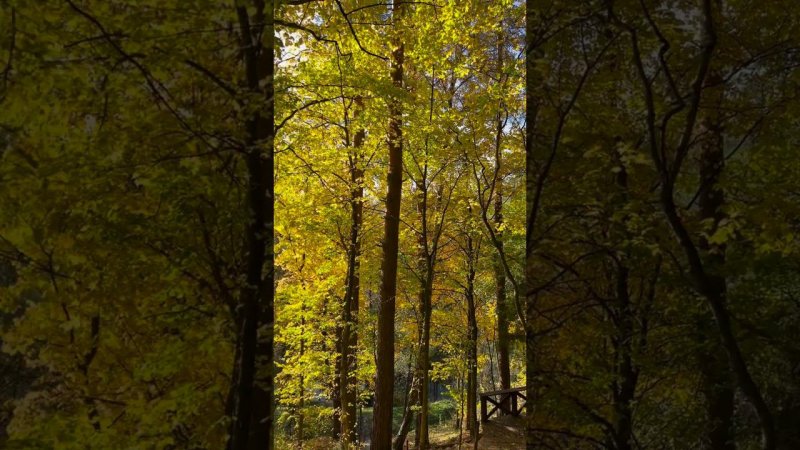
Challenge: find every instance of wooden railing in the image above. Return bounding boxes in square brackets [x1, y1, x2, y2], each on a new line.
[479, 386, 527, 422]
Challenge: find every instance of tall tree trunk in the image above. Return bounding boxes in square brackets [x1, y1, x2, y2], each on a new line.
[493, 30, 512, 398]
[415, 267, 434, 450]
[609, 147, 637, 450]
[227, 2, 274, 450]
[393, 363, 418, 450]
[465, 234, 479, 442]
[611, 264, 636, 450]
[296, 310, 306, 447]
[458, 372, 466, 448]
[697, 318, 736, 450]
[525, 0, 542, 448]
[333, 333, 342, 439]
[372, 3, 405, 448]
[413, 68, 448, 450]
[79, 316, 101, 432]
[414, 175, 436, 450]
[696, 69, 735, 450]
[340, 97, 366, 449]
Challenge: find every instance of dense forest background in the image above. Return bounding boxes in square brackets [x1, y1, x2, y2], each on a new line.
[525, 1, 800, 449]
[0, 1, 799, 450]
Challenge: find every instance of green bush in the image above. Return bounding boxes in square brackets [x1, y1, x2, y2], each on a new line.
[429, 399, 458, 426]
[276, 405, 335, 443]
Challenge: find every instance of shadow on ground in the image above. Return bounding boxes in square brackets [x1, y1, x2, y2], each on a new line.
[434, 415, 525, 450]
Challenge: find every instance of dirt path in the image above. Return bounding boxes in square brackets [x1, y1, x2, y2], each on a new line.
[305, 415, 526, 449]
[435, 416, 525, 450]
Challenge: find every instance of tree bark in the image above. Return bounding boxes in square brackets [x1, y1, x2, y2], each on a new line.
[494, 155, 511, 398]
[340, 97, 366, 449]
[413, 173, 438, 450]
[696, 69, 735, 450]
[226, 2, 275, 450]
[492, 29, 511, 399]
[393, 364, 418, 450]
[372, 3, 405, 448]
[605, 153, 637, 450]
[414, 264, 434, 450]
[611, 264, 636, 450]
[296, 309, 306, 446]
[465, 234, 479, 442]
[697, 319, 736, 450]
[525, 0, 542, 448]
[333, 329, 342, 439]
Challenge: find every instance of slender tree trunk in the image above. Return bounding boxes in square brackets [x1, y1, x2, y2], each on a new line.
[372, 3, 405, 448]
[297, 311, 306, 447]
[609, 148, 637, 450]
[227, 2, 274, 450]
[414, 179, 436, 450]
[340, 98, 366, 449]
[465, 234, 479, 442]
[79, 316, 101, 432]
[697, 320, 736, 450]
[525, 0, 542, 448]
[458, 372, 465, 450]
[394, 364, 418, 450]
[413, 72, 450, 450]
[333, 334, 342, 439]
[611, 264, 636, 450]
[415, 270, 433, 450]
[488, 334, 496, 389]
[696, 69, 735, 450]
[493, 30, 512, 401]
[494, 206, 511, 394]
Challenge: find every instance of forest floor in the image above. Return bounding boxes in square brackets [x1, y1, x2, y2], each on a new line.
[430, 415, 525, 450]
[297, 413, 526, 449]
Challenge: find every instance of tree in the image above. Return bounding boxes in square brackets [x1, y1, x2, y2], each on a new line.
[372, 1, 405, 448]
[226, 2, 276, 449]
